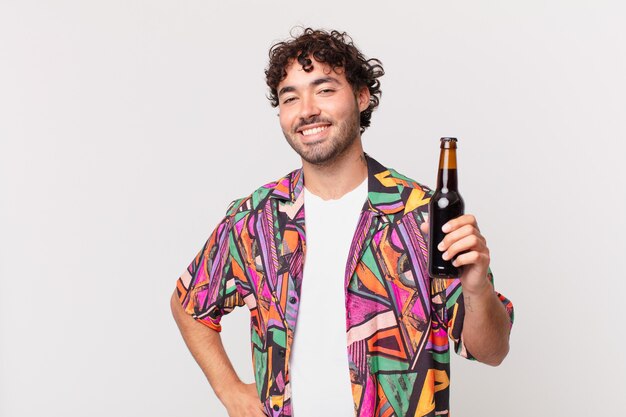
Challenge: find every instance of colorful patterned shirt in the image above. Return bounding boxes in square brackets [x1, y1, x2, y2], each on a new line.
[175, 155, 514, 417]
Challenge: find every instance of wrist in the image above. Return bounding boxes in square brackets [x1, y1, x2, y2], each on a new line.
[462, 276, 493, 299]
[215, 378, 244, 406]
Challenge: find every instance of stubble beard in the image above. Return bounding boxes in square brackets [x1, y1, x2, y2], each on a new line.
[283, 108, 361, 167]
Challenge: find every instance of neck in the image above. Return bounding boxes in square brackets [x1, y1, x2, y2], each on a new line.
[302, 138, 367, 200]
[437, 148, 459, 190]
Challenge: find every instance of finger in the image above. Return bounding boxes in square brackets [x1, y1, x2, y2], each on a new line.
[442, 234, 486, 261]
[437, 224, 484, 252]
[451, 250, 490, 267]
[442, 214, 479, 233]
[420, 222, 429, 235]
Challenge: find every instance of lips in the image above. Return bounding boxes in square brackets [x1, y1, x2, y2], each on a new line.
[296, 123, 331, 138]
[301, 125, 329, 136]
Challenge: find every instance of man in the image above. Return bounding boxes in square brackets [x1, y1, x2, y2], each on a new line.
[171, 28, 514, 417]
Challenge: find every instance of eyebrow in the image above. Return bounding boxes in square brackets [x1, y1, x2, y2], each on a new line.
[277, 76, 340, 97]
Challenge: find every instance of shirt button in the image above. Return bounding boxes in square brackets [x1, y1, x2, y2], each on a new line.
[278, 349, 286, 357]
[289, 297, 297, 304]
[273, 405, 280, 411]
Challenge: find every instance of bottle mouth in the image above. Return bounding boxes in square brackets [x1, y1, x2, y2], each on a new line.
[440, 137, 458, 149]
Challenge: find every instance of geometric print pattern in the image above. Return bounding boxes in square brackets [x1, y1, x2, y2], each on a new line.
[176, 154, 514, 417]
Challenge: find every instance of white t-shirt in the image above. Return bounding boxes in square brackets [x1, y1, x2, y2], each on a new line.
[289, 178, 368, 417]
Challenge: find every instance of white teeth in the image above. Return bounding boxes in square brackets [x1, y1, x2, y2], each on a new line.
[301, 126, 328, 136]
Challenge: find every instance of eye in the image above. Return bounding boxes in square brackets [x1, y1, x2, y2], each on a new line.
[318, 88, 335, 95]
[282, 96, 297, 104]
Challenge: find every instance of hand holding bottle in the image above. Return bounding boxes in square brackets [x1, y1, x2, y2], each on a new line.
[421, 215, 492, 295]
[426, 137, 492, 294]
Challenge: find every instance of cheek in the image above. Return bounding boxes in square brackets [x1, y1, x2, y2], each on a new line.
[332, 105, 356, 123]
[278, 109, 295, 132]
[278, 115, 289, 132]
[331, 97, 358, 119]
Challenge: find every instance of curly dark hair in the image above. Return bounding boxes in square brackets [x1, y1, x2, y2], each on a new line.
[265, 28, 384, 133]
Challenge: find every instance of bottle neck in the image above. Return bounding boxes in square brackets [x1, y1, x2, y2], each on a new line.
[436, 148, 459, 190]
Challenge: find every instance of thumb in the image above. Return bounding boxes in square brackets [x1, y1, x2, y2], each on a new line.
[419, 222, 429, 235]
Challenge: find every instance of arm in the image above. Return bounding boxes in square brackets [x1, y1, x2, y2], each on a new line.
[170, 291, 267, 416]
[457, 279, 511, 366]
[421, 215, 512, 366]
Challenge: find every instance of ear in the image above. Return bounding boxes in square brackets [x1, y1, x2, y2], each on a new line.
[356, 86, 371, 113]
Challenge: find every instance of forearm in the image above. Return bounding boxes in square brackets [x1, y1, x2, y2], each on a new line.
[461, 282, 511, 366]
[170, 291, 241, 402]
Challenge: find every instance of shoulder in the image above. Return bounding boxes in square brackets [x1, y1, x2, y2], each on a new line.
[383, 167, 434, 197]
[369, 160, 434, 220]
[223, 169, 299, 217]
[367, 154, 433, 198]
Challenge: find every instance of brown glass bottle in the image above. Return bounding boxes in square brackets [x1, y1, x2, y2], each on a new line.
[428, 137, 465, 278]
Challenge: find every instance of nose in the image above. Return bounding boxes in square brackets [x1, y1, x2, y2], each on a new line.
[298, 94, 320, 120]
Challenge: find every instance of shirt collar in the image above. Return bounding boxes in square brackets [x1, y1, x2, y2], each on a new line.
[269, 154, 406, 216]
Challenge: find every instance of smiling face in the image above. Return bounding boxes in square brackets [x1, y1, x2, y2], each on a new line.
[277, 58, 370, 166]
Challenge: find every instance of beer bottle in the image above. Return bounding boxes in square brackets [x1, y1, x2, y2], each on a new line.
[428, 137, 465, 278]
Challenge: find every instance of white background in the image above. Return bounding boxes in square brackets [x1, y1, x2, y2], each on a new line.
[1, 1, 625, 416]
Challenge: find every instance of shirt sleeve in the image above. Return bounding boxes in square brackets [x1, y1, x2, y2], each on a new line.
[445, 268, 514, 360]
[175, 213, 245, 332]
